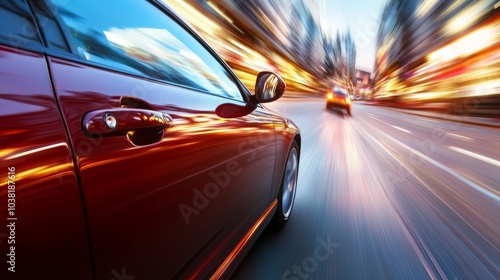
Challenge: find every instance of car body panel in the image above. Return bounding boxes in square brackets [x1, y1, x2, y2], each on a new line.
[0, 0, 301, 278]
[268, 113, 301, 202]
[0, 45, 93, 280]
[48, 57, 282, 278]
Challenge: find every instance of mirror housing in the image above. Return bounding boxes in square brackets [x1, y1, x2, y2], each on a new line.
[253, 71, 286, 103]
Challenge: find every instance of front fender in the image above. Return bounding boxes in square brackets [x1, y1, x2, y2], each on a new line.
[269, 116, 301, 203]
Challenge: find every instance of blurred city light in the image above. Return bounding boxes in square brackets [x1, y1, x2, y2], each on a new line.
[427, 26, 496, 63]
[374, 0, 499, 114]
[160, 0, 499, 114]
[161, 0, 357, 94]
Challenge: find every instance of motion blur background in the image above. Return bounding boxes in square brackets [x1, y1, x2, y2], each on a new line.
[159, 2, 500, 279]
[163, 0, 499, 115]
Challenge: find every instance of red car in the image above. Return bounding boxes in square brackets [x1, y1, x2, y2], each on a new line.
[0, 0, 300, 279]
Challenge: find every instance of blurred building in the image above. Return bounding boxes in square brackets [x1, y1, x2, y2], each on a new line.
[374, 0, 500, 114]
[162, 0, 327, 92]
[342, 32, 357, 92]
[355, 69, 372, 98]
[356, 70, 371, 85]
[162, 0, 357, 95]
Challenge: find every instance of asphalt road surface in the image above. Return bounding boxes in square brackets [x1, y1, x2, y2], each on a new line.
[232, 97, 499, 280]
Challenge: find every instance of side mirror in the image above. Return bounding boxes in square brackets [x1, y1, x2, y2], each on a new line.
[253, 71, 286, 103]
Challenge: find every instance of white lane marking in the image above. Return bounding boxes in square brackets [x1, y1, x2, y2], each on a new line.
[367, 115, 411, 134]
[362, 132, 448, 279]
[449, 146, 500, 167]
[391, 125, 411, 133]
[373, 130, 499, 202]
[446, 133, 472, 140]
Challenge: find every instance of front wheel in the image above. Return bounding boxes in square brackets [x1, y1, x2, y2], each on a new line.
[274, 141, 299, 226]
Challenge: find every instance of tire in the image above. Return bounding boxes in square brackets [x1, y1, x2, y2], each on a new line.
[326, 103, 331, 110]
[273, 141, 299, 226]
[347, 107, 351, 116]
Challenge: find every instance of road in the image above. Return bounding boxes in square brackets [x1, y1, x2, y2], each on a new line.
[232, 97, 500, 280]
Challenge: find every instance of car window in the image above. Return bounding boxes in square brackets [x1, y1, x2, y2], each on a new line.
[333, 87, 348, 96]
[47, 0, 243, 101]
[0, 0, 42, 48]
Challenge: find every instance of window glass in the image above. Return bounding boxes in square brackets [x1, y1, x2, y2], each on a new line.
[334, 86, 349, 96]
[0, 0, 42, 48]
[48, 0, 243, 100]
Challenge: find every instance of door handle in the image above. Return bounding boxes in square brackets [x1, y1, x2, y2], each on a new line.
[82, 108, 173, 136]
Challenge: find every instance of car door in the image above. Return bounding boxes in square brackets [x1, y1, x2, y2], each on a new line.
[37, 0, 277, 278]
[0, 1, 92, 279]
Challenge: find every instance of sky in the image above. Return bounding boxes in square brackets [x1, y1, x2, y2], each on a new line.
[319, 0, 388, 73]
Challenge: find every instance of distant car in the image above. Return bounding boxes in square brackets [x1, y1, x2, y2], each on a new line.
[326, 86, 352, 116]
[0, 0, 300, 279]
